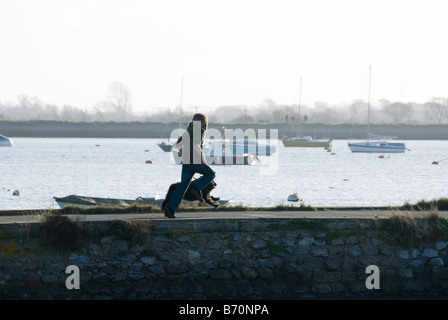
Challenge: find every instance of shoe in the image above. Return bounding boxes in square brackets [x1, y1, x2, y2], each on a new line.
[164, 207, 175, 218]
[190, 184, 204, 202]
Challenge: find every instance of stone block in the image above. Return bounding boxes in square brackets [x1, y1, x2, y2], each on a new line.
[327, 271, 342, 282]
[209, 269, 233, 280]
[312, 283, 332, 294]
[313, 269, 327, 282]
[422, 248, 438, 258]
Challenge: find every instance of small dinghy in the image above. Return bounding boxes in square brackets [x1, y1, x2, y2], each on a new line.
[287, 193, 303, 203]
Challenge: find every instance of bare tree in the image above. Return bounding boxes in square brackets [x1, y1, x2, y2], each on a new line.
[348, 99, 366, 124]
[95, 81, 133, 120]
[108, 82, 133, 114]
[61, 105, 89, 121]
[383, 102, 413, 123]
[13, 95, 49, 120]
[424, 101, 448, 124]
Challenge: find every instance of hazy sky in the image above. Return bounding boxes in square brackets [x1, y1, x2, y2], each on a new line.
[1, 0, 447, 114]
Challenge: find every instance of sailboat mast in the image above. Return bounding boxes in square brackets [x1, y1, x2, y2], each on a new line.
[179, 75, 183, 129]
[297, 77, 302, 136]
[367, 66, 371, 137]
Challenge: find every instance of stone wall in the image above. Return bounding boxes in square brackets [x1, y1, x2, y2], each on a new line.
[1, 218, 448, 300]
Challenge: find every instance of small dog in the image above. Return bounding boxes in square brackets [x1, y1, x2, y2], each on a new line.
[161, 180, 220, 210]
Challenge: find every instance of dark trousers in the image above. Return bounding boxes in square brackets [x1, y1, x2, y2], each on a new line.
[167, 163, 216, 213]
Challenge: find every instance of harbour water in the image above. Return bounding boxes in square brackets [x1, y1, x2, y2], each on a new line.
[0, 138, 447, 211]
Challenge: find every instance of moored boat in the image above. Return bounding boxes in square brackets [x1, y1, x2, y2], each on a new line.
[157, 141, 174, 152]
[207, 138, 277, 156]
[347, 67, 407, 154]
[171, 143, 257, 165]
[348, 140, 407, 153]
[53, 194, 230, 209]
[0, 134, 13, 147]
[282, 78, 331, 148]
[54, 195, 163, 208]
[282, 136, 331, 148]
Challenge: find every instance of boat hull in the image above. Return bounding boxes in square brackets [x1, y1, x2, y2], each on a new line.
[54, 195, 230, 208]
[54, 195, 163, 208]
[0, 134, 13, 147]
[157, 142, 173, 152]
[171, 150, 257, 165]
[228, 139, 277, 156]
[207, 154, 256, 165]
[282, 138, 330, 148]
[348, 141, 406, 153]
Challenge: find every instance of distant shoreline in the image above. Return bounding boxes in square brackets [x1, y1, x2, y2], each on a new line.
[1, 120, 447, 140]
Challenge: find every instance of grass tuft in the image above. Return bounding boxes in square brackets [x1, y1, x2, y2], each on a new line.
[402, 197, 448, 211]
[107, 220, 153, 244]
[380, 207, 448, 248]
[31, 212, 92, 251]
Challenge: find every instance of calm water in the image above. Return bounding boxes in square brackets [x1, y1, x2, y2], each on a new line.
[0, 138, 447, 210]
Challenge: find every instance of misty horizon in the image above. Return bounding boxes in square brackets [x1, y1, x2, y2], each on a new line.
[1, 93, 447, 125]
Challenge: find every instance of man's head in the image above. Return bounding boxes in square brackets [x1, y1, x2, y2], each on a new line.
[192, 113, 208, 130]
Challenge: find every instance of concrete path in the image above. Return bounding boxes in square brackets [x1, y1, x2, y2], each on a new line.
[1, 209, 447, 225]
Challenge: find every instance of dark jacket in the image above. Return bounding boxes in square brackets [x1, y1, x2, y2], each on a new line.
[176, 121, 206, 164]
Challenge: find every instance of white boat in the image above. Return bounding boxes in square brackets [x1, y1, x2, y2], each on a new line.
[348, 67, 407, 153]
[157, 140, 174, 152]
[287, 193, 305, 205]
[287, 193, 301, 202]
[0, 134, 13, 147]
[171, 144, 257, 165]
[208, 138, 277, 156]
[282, 77, 331, 148]
[348, 140, 407, 153]
[206, 150, 257, 165]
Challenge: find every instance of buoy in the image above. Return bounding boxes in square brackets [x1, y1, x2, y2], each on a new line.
[145, 160, 154, 164]
[432, 157, 448, 165]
